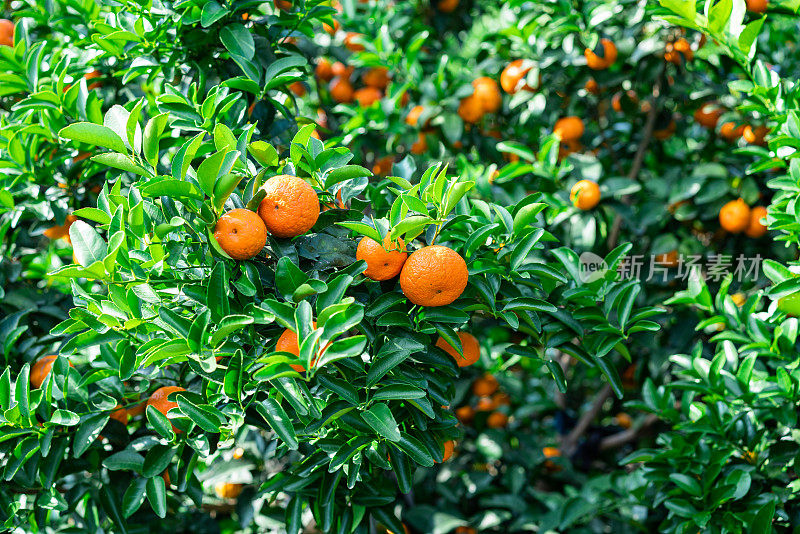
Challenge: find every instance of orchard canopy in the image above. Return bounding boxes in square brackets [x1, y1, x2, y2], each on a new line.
[2, 0, 800, 532]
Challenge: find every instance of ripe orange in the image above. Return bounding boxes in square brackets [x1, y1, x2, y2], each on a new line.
[559, 140, 582, 160]
[570, 180, 600, 210]
[472, 77, 502, 113]
[232, 447, 245, 459]
[288, 81, 306, 96]
[354, 86, 382, 107]
[0, 19, 13, 48]
[437, 0, 459, 12]
[543, 446, 561, 458]
[274, 0, 292, 10]
[655, 250, 680, 268]
[44, 214, 78, 243]
[719, 199, 751, 233]
[344, 32, 365, 52]
[215, 482, 243, 499]
[615, 412, 632, 429]
[323, 19, 340, 35]
[257, 175, 320, 238]
[554, 116, 584, 142]
[329, 76, 355, 103]
[84, 70, 103, 90]
[455, 528, 477, 534]
[276, 322, 327, 372]
[653, 119, 677, 140]
[584, 78, 600, 95]
[745, 206, 768, 238]
[357, 235, 407, 280]
[410, 132, 428, 154]
[331, 61, 352, 79]
[500, 59, 535, 94]
[455, 405, 474, 424]
[492, 392, 511, 406]
[719, 121, 745, 142]
[110, 405, 129, 425]
[743, 125, 768, 146]
[585, 38, 617, 70]
[440, 440, 455, 462]
[694, 104, 724, 129]
[665, 38, 693, 65]
[316, 58, 334, 81]
[30, 355, 72, 389]
[746, 0, 768, 12]
[435, 332, 480, 367]
[472, 374, 499, 396]
[214, 209, 268, 260]
[372, 155, 394, 176]
[147, 386, 186, 432]
[486, 412, 508, 428]
[363, 67, 390, 89]
[399, 245, 469, 307]
[457, 95, 484, 124]
[406, 105, 426, 127]
[475, 396, 497, 412]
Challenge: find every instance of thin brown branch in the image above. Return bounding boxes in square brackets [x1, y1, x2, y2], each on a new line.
[563, 383, 612, 452]
[599, 413, 659, 451]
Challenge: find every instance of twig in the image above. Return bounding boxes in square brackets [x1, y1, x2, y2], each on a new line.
[599, 413, 659, 451]
[563, 384, 612, 453]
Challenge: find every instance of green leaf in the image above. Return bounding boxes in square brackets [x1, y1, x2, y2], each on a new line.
[220, 24, 255, 59]
[255, 399, 298, 449]
[146, 476, 167, 518]
[59, 122, 127, 153]
[70, 220, 108, 266]
[361, 403, 401, 441]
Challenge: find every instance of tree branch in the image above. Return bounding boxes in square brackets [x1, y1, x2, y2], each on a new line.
[563, 383, 612, 452]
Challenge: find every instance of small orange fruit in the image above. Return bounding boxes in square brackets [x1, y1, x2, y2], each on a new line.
[458, 95, 484, 124]
[323, 19, 340, 35]
[354, 86, 382, 107]
[44, 214, 78, 243]
[475, 396, 498, 412]
[455, 528, 477, 534]
[719, 121, 745, 142]
[746, 0, 768, 12]
[472, 77, 502, 113]
[665, 38, 693, 65]
[329, 76, 355, 103]
[500, 59, 535, 94]
[288, 81, 306, 96]
[440, 440, 455, 462]
[399, 245, 469, 307]
[276, 322, 326, 372]
[611, 90, 638, 113]
[653, 119, 677, 140]
[31, 355, 72, 389]
[84, 70, 103, 90]
[257, 175, 320, 238]
[472, 374, 499, 397]
[543, 446, 561, 459]
[437, 0, 459, 12]
[232, 447, 245, 459]
[655, 250, 680, 268]
[410, 132, 428, 154]
[585, 38, 617, 70]
[344, 32, 365, 52]
[455, 405, 474, 424]
[486, 411, 508, 428]
[406, 105, 426, 127]
[316, 58, 334, 81]
[615, 412, 632, 429]
[215, 482, 243, 499]
[584, 78, 600, 95]
[554, 116, 584, 142]
[356, 235, 407, 280]
[570, 180, 600, 210]
[331, 61, 353, 79]
[147, 386, 187, 432]
[743, 125, 769, 146]
[745, 206, 768, 238]
[362, 67, 390, 89]
[213, 209, 268, 260]
[372, 156, 394, 175]
[719, 199, 751, 233]
[435, 332, 480, 367]
[694, 104, 724, 129]
[0, 19, 14, 48]
[110, 405, 129, 425]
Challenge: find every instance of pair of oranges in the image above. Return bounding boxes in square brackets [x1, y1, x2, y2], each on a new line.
[214, 174, 320, 260]
[719, 199, 768, 237]
[458, 77, 502, 124]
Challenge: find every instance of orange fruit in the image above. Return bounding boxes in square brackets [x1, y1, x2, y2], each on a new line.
[665, 38, 693, 65]
[746, 0, 767, 12]
[410, 132, 428, 154]
[486, 411, 508, 428]
[257, 175, 320, 238]
[386, 525, 410, 534]
[363, 67, 390, 89]
[232, 447, 245, 459]
[289, 81, 306, 96]
[323, 19, 340, 35]
[500, 59, 535, 94]
[329, 76, 355, 103]
[615, 412, 632, 429]
[694, 104, 724, 129]
[655, 250, 680, 268]
[472, 374, 499, 396]
[331, 61, 352, 79]
[357, 235, 407, 280]
[472, 77, 502, 113]
[558, 140, 582, 160]
[543, 446, 561, 459]
[344, 32, 365, 52]
[354, 86, 382, 107]
[162, 470, 171, 487]
[719, 199, 751, 233]
[110, 405, 129, 425]
[406, 105, 426, 127]
[274, 0, 292, 10]
[475, 396, 497, 412]
[584, 78, 600, 95]
[455, 528, 477, 534]
[74, 151, 92, 162]
[316, 58, 334, 81]
[554, 116, 584, 142]
[743, 125, 769, 146]
[30, 355, 72, 389]
[611, 90, 638, 113]
[372, 156, 394, 175]
[276, 322, 328, 372]
[215, 482, 243, 499]
[127, 401, 146, 418]
[653, 119, 677, 140]
[440, 440, 455, 462]
[719, 121, 745, 142]
[745, 206, 768, 238]
[399, 245, 469, 307]
[458, 95, 484, 123]
[455, 405, 474, 424]
[585, 38, 617, 70]
[435, 332, 480, 367]
[492, 392, 511, 406]
[147, 386, 187, 432]
[84, 70, 103, 90]
[0, 19, 14, 48]
[44, 214, 78, 243]
[570, 180, 600, 210]
[214, 209, 267, 260]
[437, 0, 459, 12]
